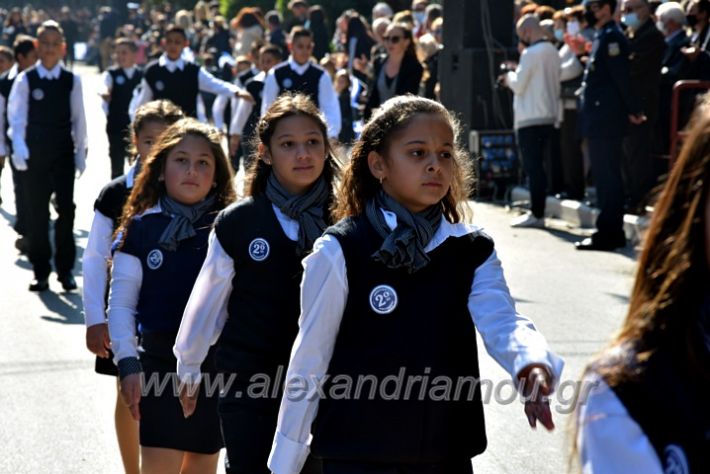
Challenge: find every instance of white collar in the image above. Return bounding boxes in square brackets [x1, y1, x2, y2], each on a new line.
[122, 65, 137, 78]
[379, 208, 482, 252]
[253, 70, 266, 82]
[287, 55, 312, 74]
[159, 54, 185, 71]
[7, 63, 19, 80]
[137, 203, 162, 217]
[36, 61, 62, 79]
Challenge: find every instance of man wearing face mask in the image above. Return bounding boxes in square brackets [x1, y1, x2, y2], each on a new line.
[576, 0, 645, 251]
[621, 0, 665, 214]
[682, 0, 710, 79]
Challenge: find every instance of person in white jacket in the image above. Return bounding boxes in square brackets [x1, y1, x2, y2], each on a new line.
[500, 14, 561, 229]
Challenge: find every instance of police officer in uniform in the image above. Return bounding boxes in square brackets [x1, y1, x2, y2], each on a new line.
[576, 0, 646, 251]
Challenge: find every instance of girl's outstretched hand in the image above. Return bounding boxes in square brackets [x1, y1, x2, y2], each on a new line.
[179, 382, 200, 418]
[517, 364, 555, 431]
[120, 373, 142, 421]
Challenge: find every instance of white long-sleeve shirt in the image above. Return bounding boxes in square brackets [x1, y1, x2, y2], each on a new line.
[82, 164, 139, 328]
[128, 54, 243, 121]
[261, 57, 341, 138]
[229, 71, 266, 136]
[577, 373, 663, 473]
[506, 41, 561, 130]
[173, 204, 300, 385]
[0, 64, 20, 156]
[266, 213, 565, 473]
[7, 60, 88, 166]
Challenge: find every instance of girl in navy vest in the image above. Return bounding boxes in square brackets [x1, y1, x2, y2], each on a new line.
[576, 95, 710, 473]
[268, 96, 564, 474]
[108, 118, 235, 474]
[82, 100, 184, 474]
[174, 93, 337, 474]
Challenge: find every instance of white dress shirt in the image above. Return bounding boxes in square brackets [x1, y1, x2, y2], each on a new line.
[212, 66, 260, 131]
[229, 71, 266, 136]
[107, 204, 162, 364]
[264, 212, 564, 474]
[128, 53, 244, 121]
[261, 57, 341, 138]
[173, 204, 300, 385]
[577, 373, 663, 473]
[7, 60, 88, 168]
[101, 65, 138, 116]
[82, 164, 139, 328]
[0, 64, 20, 156]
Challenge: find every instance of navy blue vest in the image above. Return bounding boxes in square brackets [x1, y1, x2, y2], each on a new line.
[311, 216, 493, 463]
[243, 76, 264, 143]
[0, 70, 14, 144]
[119, 209, 217, 334]
[94, 174, 131, 231]
[107, 66, 142, 134]
[26, 67, 74, 151]
[608, 338, 710, 473]
[273, 62, 322, 107]
[144, 60, 200, 118]
[213, 194, 315, 377]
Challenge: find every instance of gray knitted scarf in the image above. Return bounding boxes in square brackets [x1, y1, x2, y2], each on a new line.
[265, 172, 330, 255]
[365, 189, 442, 273]
[158, 194, 216, 251]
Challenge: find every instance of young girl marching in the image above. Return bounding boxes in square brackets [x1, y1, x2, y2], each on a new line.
[108, 118, 235, 474]
[268, 95, 564, 474]
[82, 100, 184, 474]
[173, 93, 337, 474]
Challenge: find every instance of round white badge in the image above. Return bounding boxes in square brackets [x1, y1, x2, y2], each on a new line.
[663, 445, 689, 474]
[115, 75, 126, 85]
[282, 78, 293, 89]
[154, 80, 165, 91]
[248, 238, 270, 261]
[31, 88, 44, 101]
[369, 285, 398, 315]
[146, 249, 164, 270]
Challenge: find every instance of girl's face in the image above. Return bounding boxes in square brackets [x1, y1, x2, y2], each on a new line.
[38, 30, 64, 67]
[370, 113, 455, 213]
[384, 26, 410, 56]
[134, 120, 168, 160]
[263, 115, 327, 196]
[161, 135, 216, 205]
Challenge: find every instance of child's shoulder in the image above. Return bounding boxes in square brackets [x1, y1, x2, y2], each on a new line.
[215, 195, 266, 228]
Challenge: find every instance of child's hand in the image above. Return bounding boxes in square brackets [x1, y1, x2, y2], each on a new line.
[86, 323, 111, 358]
[236, 89, 254, 103]
[517, 364, 555, 431]
[120, 373, 142, 421]
[179, 382, 200, 418]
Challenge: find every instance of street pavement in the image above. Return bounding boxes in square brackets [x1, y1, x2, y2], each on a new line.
[0, 64, 637, 473]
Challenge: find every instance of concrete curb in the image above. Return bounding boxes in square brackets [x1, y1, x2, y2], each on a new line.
[509, 186, 650, 245]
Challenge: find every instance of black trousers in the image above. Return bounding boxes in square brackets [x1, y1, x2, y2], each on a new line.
[107, 131, 128, 179]
[622, 120, 661, 210]
[10, 158, 27, 235]
[559, 108, 585, 200]
[516, 125, 555, 218]
[23, 146, 76, 280]
[321, 459, 473, 474]
[587, 135, 625, 243]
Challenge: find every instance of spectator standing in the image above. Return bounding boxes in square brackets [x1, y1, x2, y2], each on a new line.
[576, 0, 645, 251]
[682, 0, 710, 78]
[361, 22, 423, 119]
[232, 7, 265, 58]
[307, 6, 330, 61]
[59, 7, 78, 69]
[265, 10, 287, 54]
[284, 0, 309, 34]
[501, 15, 561, 229]
[621, 0, 665, 213]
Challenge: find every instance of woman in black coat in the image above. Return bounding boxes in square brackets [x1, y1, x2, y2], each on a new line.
[361, 22, 423, 119]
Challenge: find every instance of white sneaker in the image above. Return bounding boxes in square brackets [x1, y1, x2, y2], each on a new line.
[510, 212, 545, 228]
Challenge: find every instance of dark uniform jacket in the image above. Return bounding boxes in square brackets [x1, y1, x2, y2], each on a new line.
[627, 19, 665, 125]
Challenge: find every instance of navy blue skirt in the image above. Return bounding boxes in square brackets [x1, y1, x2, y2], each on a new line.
[138, 331, 223, 454]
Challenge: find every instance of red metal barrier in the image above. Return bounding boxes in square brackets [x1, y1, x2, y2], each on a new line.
[669, 80, 710, 167]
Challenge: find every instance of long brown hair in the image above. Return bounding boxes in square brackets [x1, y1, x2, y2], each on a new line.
[118, 118, 236, 242]
[333, 95, 473, 222]
[245, 93, 340, 204]
[595, 94, 710, 385]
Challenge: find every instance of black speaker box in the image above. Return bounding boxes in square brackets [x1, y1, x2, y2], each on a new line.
[441, 0, 515, 49]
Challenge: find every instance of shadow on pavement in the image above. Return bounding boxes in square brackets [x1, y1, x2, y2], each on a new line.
[38, 291, 84, 325]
